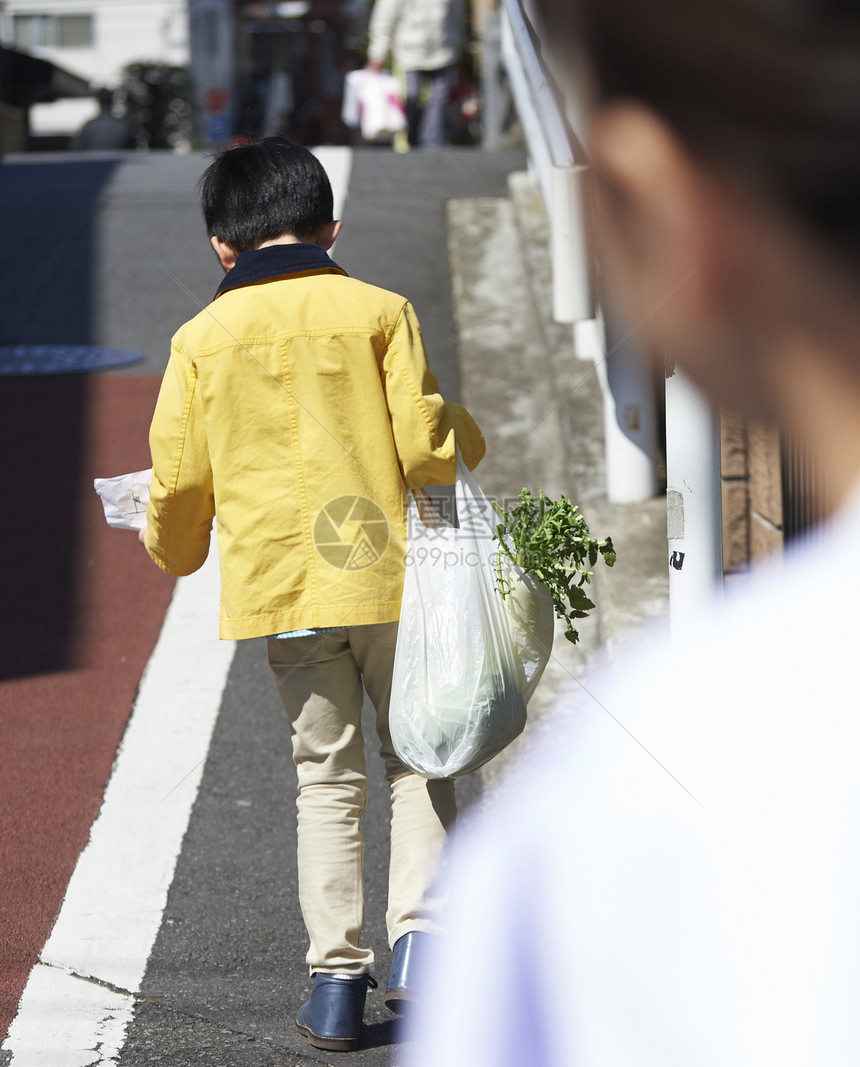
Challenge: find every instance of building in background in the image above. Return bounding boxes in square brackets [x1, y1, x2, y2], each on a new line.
[188, 0, 359, 148]
[0, 43, 90, 151]
[188, 0, 234, 143]
[0, 0, 188, 144]
[1, 0, 482, 151]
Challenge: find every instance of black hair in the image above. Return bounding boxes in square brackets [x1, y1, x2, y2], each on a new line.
[199, 135, 334, 251]
[536, 0, 860, 270]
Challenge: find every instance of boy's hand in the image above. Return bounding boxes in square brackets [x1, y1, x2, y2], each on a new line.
[138, 525, 147, 545]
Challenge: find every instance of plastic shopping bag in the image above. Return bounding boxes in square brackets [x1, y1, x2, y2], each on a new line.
[342, 69, 406, 141]
[389, 456, 554, 779]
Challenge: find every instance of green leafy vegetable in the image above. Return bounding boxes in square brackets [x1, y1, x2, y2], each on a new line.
[493, 489, 616, 644]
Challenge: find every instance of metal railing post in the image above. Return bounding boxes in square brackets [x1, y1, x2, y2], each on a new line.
[481, 13, 504, 152]
[665, 366, 723, 631]
[549, 164, 593, 324]
[597, 324, 659, 502]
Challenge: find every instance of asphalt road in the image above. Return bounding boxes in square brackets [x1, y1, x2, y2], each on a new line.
[0, 145, 525, 1066]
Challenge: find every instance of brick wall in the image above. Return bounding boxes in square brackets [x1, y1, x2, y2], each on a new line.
[721, 412, 784, 578]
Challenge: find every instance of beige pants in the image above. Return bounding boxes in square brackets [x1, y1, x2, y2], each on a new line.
[268, 623, 456, 975]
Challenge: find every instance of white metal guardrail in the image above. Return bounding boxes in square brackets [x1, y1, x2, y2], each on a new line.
[498, 0, 657, 503]
[499, 0, 592, 324]
[497, 0, 724, 620]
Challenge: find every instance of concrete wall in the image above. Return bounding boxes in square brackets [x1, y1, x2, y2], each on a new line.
[1, 0, 188, 134]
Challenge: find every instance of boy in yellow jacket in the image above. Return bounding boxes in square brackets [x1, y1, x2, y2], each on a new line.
[142, 136, 484, 1052]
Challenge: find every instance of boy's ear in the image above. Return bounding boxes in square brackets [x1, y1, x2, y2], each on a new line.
[210, 235, 238, 271]
[316, 220, 342, 251]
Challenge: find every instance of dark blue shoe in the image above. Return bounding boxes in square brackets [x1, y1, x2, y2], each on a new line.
[384, 931, 430, 1014]
[296, 972, 377, 1052]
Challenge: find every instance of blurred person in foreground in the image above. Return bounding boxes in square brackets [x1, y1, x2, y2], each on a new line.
[365, 0, 464, 148]
[406, 1, 860, 1064]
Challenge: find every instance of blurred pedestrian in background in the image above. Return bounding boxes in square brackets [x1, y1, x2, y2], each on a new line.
[365, 0, 464, 148]
[406, 1, 860, 1064]
[73, 88, 135, 151]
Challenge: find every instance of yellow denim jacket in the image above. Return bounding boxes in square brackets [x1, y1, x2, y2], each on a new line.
[145, 244, 485, 639]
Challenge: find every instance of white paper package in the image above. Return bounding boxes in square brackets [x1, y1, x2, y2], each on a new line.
[93, 468, 152, 532]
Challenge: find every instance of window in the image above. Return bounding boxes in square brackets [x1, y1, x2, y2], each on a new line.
[13, 14, 48, 47]
[57, 14, 92, 46]
[13, 12, 94, 49]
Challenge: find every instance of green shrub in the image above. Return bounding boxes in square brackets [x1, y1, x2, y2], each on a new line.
[117, 62, 195, 149]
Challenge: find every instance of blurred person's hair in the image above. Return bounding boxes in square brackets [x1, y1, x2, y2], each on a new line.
[537, 0, 860, 271]
[199, 136, 334, 251]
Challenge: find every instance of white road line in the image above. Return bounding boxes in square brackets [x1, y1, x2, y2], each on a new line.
[2, 548, 235, 1066]
[313, 145, 353, 224]
[1, 147, 354, 1066]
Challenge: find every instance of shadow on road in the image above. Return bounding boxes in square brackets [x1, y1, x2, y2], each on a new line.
[0, 159, 119, 680]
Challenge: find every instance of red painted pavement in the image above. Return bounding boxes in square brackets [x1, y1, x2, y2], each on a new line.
[0, 375, 175, 1041]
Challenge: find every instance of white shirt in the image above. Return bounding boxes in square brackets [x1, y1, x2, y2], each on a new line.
[367, 0, 464, 72]
[406, 487, 860, 1066]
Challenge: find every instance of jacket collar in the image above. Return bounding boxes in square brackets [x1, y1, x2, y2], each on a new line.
[215, 243, 346, 298]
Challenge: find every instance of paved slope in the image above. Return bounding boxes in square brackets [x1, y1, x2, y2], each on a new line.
[114, 146, 526, 1067]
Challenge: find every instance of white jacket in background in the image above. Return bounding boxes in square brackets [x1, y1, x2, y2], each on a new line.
[367, 0, 464, 72]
